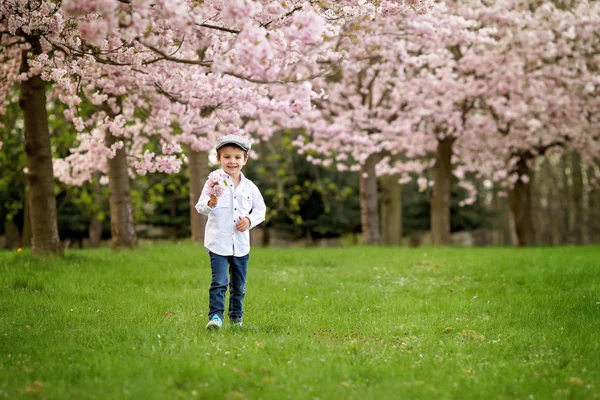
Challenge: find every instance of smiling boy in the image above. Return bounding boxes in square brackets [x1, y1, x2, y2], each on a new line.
[195, 134, 266, 330]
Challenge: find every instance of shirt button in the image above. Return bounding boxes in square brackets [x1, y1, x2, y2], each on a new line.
[234, 208, 237, 210]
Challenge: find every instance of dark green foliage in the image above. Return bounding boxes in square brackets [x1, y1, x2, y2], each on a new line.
[402, 174, 495, 237]
[0, 101, 27, 236]
[55, 181, 112, 245]
[246, 130, 362, 241]
[132, 169, 191, 239]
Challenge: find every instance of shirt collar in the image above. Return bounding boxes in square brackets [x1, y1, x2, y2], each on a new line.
[221, 169, 245, 183]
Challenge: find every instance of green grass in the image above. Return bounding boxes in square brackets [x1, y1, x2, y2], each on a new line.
[1, 244, 599, 399]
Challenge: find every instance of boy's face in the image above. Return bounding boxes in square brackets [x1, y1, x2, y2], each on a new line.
[217, 145, 248, 177]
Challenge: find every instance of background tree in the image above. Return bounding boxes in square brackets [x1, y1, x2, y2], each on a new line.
[470, 1, 600, 246]
[296, 2, 492, 245]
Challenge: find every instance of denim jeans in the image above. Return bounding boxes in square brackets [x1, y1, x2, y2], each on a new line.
[208, 251, 249, 322]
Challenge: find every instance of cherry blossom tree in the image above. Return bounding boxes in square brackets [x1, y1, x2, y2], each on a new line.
[1, 1, 66, 254]
[296, 0, 599, 247]
[462, 0, 600, 246]
[294, 1, 490, 245]
[397, 0, 600, 246]
[0, 0, 332, 254]
[45, 0, 431, 249]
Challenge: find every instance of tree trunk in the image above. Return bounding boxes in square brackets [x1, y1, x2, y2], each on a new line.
[560, 154, 573, 245]
[21, 185, 32, 247]
[581, 163, 590, 245]
[431, 137, 455, 246]
[541, 155, 563, 246]
[262, 225, 271, 247]
[105, 130, 136, 249]
[87, 174, 104, 247]
[592, 185, 600, 244]
[4, 219, 21, 249]
[533, 158, 550, 245]
[509, 158, 537, 247]
[359, 154, 380, 245]
[88, 218, 103, 248]
[570, 152, 585, 245]
[19, 36, 61, 255]
[491, 189, 514, 246]
[188, 149, 209, 243]
[380, 175, 403, 245]
[532, 161, 544, 245]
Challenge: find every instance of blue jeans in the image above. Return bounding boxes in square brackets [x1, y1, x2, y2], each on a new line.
[208, 251, 249, 322]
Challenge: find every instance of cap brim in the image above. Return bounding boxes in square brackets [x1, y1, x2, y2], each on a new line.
[216, 141, 250, 152]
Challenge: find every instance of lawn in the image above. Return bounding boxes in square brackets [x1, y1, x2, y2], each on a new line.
[1, 244, 599, 399]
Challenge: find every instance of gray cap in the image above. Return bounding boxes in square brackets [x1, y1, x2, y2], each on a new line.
[215, 134, 251, 152]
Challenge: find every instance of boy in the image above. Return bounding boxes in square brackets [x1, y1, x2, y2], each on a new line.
[195, 134, 266, 330]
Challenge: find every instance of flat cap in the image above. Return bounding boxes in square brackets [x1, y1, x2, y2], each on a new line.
[215, 134, 251, 152]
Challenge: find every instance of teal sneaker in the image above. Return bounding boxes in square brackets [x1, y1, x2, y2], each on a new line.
[206, 314, 223, 330]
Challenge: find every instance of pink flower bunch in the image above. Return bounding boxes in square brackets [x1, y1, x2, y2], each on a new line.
[207, 170, 227, 197]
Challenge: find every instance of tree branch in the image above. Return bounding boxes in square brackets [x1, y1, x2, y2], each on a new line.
[197, 23, 240, 34]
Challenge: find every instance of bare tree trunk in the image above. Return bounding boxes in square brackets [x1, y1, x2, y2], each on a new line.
[581, 164, 590, 245]
[571, 152, 585, 245]
[88, 219, 103, 248]
[508, 205, 519, 246]
[380, 175, 402, 245]
[105, 130, 136, 249]
[21, 185, 32, 247]
[431, 137, 455, 246]
[532, 161, 544, 245]
[541, 155, 563, 246]
[533, 158, 550, 245]
[88, 176, 104, 248]
[359, 154, 380, 245]
[509, 158, 537, 247]
[547, 161, 560, 246]
[491, 189, 514, 246]
[4, 219, 20, 249]
[262, 225, 271, 247]
[560, 154, 573, 245]
[20, 37, 61, 255]
[592, 185, 600, 244]
[590, 166, 600, 244]
[188, 149, 209, 243]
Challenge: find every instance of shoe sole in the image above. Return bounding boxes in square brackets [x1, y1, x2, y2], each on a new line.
[206, 321, 222, 330]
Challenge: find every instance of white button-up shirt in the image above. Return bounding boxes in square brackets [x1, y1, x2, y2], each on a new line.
[195, 170, 266, 257]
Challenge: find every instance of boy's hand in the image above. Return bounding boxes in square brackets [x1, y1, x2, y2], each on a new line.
[208, 196, 218, 208]
[235, 216, 251, 232]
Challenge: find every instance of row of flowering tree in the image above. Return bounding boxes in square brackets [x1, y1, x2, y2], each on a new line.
[2, 0, 598, 253]
[0, 0, 371, 255]
[294, 0, 600, 246]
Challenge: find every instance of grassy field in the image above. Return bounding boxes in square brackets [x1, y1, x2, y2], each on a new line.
[1, 244, 599, 399]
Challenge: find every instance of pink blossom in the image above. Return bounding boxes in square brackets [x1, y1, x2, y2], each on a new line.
[78, 19, 110, 45]
[206, 169, 228, 197]
[161, 142, 183, 155]
[221, 0, 262, 26]
[62, 0, 97, 16]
